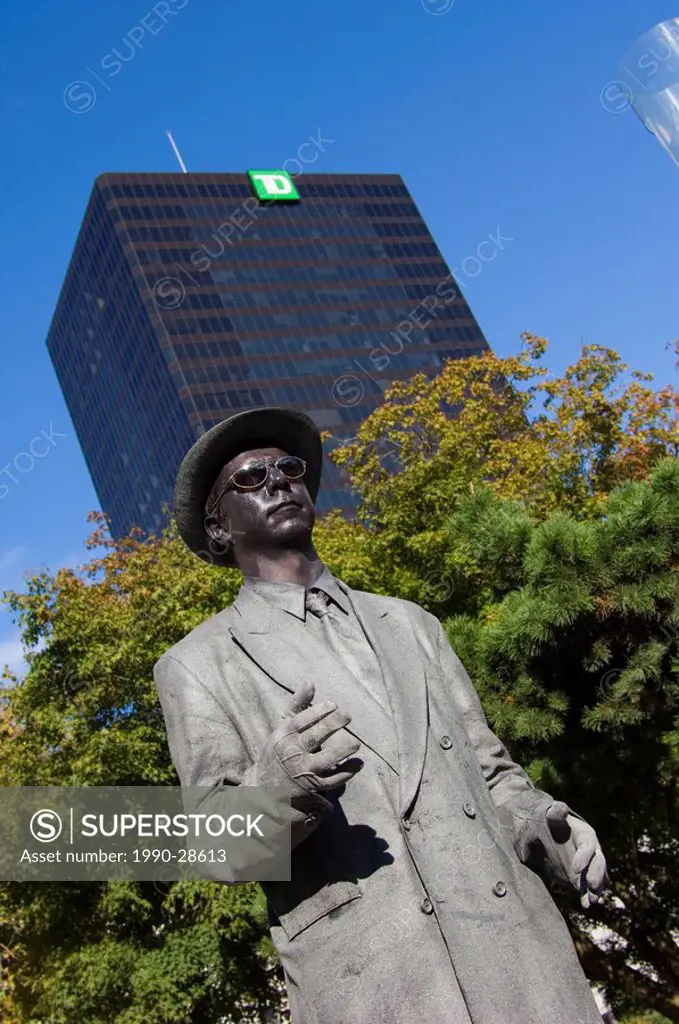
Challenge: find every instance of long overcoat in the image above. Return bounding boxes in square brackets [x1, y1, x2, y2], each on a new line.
[153, 575, 604, 1024]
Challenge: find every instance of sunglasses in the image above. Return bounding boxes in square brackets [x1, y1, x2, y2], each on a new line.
[207, 455, 307, 513]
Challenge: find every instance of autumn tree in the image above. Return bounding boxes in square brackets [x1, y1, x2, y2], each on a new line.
[0, 516, 286, 1024]
[322, 334, 679, 617]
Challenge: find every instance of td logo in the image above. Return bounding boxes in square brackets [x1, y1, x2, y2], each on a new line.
[247, 169, 300, 201]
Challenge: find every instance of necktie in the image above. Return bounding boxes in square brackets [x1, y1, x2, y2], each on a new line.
[305, 587, 362, 642]
[305, 588, 331, 619]
[304, 587, 389, 711]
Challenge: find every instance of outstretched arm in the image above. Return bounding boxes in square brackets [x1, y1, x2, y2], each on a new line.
[432, 615, 606, 906]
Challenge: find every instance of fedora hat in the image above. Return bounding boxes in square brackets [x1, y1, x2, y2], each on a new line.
[173, 406, 323, 568]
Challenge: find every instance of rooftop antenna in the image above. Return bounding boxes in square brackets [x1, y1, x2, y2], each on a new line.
[165, 130, 188, 173]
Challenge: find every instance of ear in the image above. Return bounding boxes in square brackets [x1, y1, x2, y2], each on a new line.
[204, 511, 232, 551]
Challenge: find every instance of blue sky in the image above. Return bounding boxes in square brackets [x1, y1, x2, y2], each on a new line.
[1, 0, 678, 677]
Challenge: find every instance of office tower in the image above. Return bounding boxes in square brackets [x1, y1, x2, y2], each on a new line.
[46, 172, 490, 539]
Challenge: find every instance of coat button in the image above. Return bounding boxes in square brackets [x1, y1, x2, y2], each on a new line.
[463, 802, 476, 819]
[492, 881, 507, 897]
[439, 735, 453, 749]
[420, 897, 433, 914]
[402, 818, 411, 831]
[304, 813, 318, 827]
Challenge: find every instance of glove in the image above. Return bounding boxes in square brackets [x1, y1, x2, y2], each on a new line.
[546, 801, 608, 908]
[251, 679, 364, 840]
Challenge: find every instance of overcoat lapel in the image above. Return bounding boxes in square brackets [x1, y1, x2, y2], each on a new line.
[353, 591, 429, 818]
[228, 588, 397, 773]
[228, 583, 428, 819]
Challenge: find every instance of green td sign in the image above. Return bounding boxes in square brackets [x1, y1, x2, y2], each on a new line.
[247, 169, 300, 201]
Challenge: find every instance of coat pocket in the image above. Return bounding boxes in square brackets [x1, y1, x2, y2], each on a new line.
[265, 878, 362, 941]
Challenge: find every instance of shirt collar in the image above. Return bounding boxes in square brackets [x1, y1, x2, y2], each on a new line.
[242, 564, 350, 621]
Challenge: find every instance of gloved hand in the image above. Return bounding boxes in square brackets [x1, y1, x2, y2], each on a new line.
[252, 679, 364, 818]
[546, 801, 608, 908]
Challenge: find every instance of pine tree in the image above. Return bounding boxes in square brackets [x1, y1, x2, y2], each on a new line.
[439, 460, 679, 1021]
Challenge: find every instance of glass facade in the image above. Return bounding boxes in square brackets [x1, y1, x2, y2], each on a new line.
[46, 172, 490, 539]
